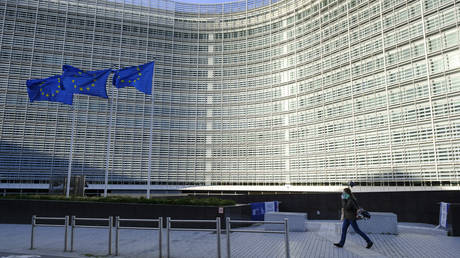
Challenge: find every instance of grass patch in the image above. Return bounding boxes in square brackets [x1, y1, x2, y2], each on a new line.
[0, 194, 236, 206]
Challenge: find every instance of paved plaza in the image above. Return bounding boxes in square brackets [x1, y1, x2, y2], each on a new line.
[0, 221, 459, 258]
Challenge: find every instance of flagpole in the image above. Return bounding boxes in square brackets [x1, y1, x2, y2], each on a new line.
[66, 106, 77, 198]
[147, 77, 154, 199]
[104, 81, 116, 197]
[145, 2, 153, 199]
[108, 0, 126, 197]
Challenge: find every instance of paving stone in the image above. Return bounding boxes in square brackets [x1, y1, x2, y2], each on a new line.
[1, 221, 459, 258]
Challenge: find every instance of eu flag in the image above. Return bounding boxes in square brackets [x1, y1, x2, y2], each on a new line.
[26, 75, 73, 105]
[112, 61, 154, 95]
[62, 65, 111, 99]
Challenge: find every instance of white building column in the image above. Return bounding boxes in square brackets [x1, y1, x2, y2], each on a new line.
[205, 76, 213, 186]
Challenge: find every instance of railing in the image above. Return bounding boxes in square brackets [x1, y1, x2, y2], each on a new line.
[226, 218, 290, 258]
[71, 216, 113, 255]
[30, 215, 69, 251]
[30, 215, 291, 257]
[115, 217, 163, 257]
[166, 217, 222, 258]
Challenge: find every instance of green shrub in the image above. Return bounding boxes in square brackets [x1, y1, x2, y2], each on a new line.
[0, 194, 236, 206]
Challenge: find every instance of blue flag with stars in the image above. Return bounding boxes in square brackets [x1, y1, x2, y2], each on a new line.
[112, 61, 154, 95]
[26, 75, 73, 105]
[62, 65, 111, 99]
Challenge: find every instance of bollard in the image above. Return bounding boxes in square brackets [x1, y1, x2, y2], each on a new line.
[115, 216, 120, 256]
[108, 216, 113, 255]
[30, 215, 36, 249]
[64, 216, 69, 252]
[284, 218, 290, 258]
[225, 217, 289, 258]
[216, 217, 221, 258]
[70, 216, 75, 252]
[113, 217, 162, 257]
[159, 217, 163, 258]
[226, 217, 231, 258]
[165, 218, 227, 258]
[30, 215, 68, 251]
[166, 217, 171, 258]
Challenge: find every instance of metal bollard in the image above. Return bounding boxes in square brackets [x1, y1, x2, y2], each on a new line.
[284, 218, 290, 258]
[30, 215, 36, 249]
[166, 217, 170, 258]
[226, 217, 231, 258]
[70, 216, 75, 252]
[64, 216, 69, 252]
[115, 216, 120, 256]
[159, 217, 163, 258]
[216, 217, 221, 258]
[108, 216, 113, 255]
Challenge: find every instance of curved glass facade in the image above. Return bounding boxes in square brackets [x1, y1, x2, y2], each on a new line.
[0, 0, 459, 191]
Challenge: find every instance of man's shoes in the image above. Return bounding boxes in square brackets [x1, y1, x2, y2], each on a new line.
[333, 243, 343, 248]
[366, 241, 373, 249]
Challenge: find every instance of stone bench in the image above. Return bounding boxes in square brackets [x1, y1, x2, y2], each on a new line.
[264, 212, 307, 232]
[335, 212, 398, 234]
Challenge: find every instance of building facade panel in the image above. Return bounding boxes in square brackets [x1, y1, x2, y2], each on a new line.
[0, 0, 459, 191]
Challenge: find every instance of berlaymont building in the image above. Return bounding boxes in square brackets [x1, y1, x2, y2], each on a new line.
[0, 0, 459, 196]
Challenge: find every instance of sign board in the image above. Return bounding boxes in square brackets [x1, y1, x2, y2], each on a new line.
[250, 201, 279, 221]
[439, 202, 450, 228]
[265, 201, 277, 213]
[218, 207, 224, 214]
